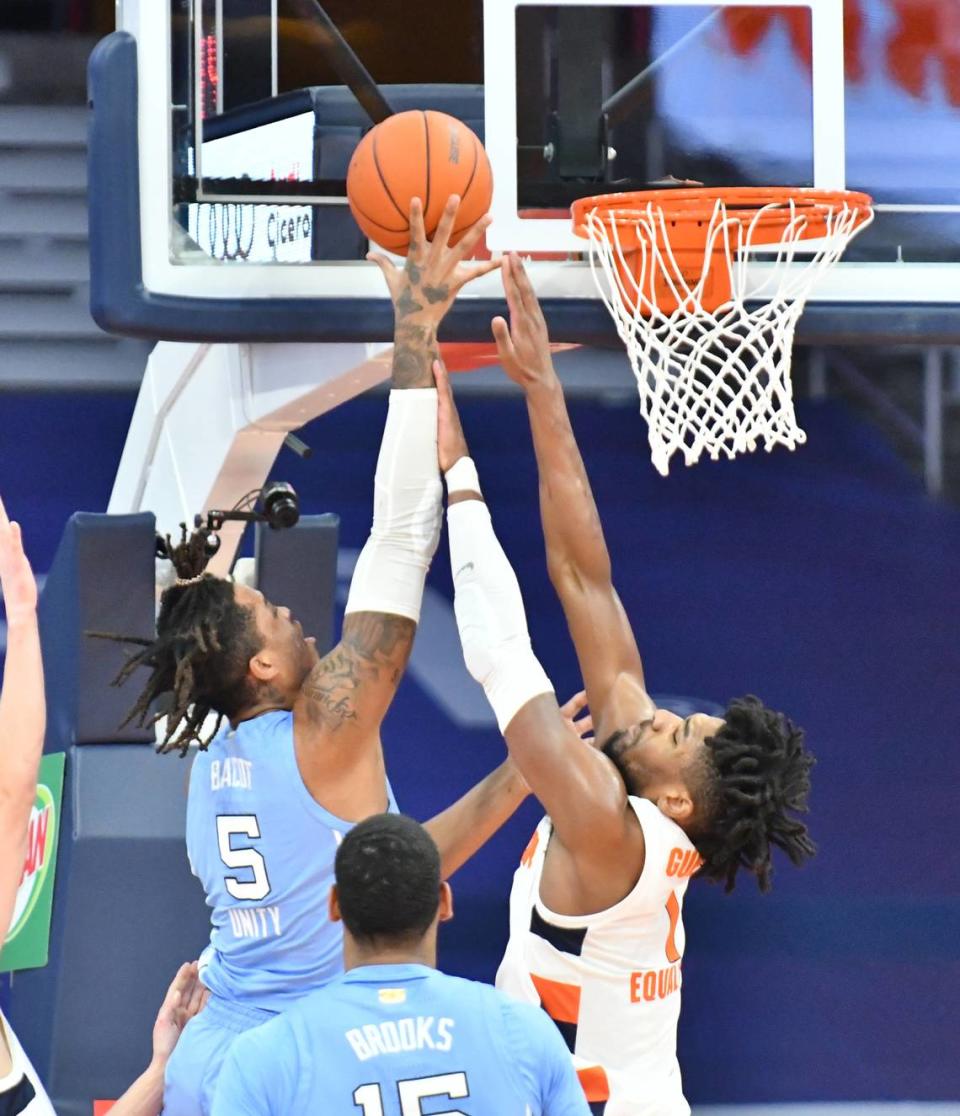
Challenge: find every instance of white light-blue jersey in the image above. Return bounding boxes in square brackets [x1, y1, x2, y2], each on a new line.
[187, 710, 398, 1011]
[211, 963, 591, 1116]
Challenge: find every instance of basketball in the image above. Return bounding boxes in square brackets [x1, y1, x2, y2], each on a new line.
[346, 110, 493, 254]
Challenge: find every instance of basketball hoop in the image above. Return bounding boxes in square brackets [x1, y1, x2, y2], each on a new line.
[571, 187, 874, 475]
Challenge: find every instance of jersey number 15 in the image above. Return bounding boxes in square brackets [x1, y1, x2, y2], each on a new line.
[354, 1072, 469, 1115]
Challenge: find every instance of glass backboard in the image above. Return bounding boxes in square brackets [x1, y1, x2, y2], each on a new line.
[90, 0, 960, 342]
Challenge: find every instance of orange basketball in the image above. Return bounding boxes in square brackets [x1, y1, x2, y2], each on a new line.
[346, 110, 493, 255]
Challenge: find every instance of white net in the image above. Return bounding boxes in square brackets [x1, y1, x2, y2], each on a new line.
[582, 194, 873, 476]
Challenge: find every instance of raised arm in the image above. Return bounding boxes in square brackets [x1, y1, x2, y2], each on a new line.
[296, 198, 500, 741]
[491, 255, 651, 730]
[434, 363, 641, 874]
[0, 496, 44, 939]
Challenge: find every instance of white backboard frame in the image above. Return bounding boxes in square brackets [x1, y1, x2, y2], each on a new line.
[484, 0, 847, 254]
[118, 0, 960, 306]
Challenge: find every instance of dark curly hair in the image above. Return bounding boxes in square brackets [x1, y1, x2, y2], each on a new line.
[335, 814, 442, 947]
[690, 695, 816, 893]
[92, 527, 263, 755]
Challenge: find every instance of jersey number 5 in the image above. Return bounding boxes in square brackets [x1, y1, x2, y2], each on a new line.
[216, 815, 270, 901]
[354, 1073, 469, 1115]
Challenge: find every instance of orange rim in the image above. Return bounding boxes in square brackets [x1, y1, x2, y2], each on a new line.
[570, 186, 874, 316]
[572, 186, 874, 238]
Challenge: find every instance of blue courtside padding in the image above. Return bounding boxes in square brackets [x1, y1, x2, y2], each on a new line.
[254, 515, 340, 657]
[39, 512, 155, 746]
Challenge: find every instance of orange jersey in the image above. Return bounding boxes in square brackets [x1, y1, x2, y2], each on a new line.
[495, 799, 702, 1116]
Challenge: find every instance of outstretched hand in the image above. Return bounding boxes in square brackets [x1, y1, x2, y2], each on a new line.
[0, 495, 37, 625]
[368, 197, 501, 328]
[151, 961, 209, 1068]
[491, 253, 555, 390]
[560, 690, 595, 746]
[433, 359, 470, 474]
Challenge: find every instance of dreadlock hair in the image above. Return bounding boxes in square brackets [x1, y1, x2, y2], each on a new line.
[92, 526, 263, 756]
[690, 695, 816, 893]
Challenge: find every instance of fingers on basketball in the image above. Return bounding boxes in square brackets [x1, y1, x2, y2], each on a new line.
[449, 211, 491, 262]
[428, 195, 462, 263]
[366, 251, 398, 293]
[407, 197, 427, 258]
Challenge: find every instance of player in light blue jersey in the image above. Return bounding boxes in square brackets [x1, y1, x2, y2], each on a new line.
[107, 199, 534, 1116]
[211, 813, 590, 1116]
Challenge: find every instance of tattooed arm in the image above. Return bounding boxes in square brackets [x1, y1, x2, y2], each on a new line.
[374, 194, 501, 390]
[298, 612, 415, 738]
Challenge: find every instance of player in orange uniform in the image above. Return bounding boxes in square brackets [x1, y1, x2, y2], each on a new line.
[434, 254, 816, 1115]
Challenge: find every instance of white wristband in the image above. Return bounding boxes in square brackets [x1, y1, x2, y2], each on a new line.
[445, 456, 482, 496]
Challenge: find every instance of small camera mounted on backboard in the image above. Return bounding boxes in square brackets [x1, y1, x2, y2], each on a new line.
[154, 481, 301, 564]
[199, 481, 301, 534]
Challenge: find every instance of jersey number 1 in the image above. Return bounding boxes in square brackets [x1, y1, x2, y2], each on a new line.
[216, 815, 270, 901]
[354, 1073, 469, 1115]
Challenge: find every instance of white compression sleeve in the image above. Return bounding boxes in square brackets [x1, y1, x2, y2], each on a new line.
[446, 465, 554, 731]
[345, 389, 443, 624]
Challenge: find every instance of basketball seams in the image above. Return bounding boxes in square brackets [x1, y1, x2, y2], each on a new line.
[371, 130, 409, 225]
[450, 130, 482, 241]
[422, 111, 431, 221]
[347, 110, 492, 255]
[349, 190, 408, 235]
[461, 129, 481, 208]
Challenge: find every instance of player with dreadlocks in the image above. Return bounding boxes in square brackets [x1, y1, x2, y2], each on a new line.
[103, 200, 540, 1116]
[431, 253, 816, 1116]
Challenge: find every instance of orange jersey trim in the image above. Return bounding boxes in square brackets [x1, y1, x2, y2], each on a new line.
[531, 973, 581, 1024]
[664, 890, 682, 963]
[520, 830, 540, 867]
[577, 1065, 611, 1102]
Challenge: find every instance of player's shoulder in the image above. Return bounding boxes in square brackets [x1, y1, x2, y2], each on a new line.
[630, 796, 695, 848]
[230, 1008, 298, 1056]
[628, 796, 702, 877]
[456, 977, 563, 1056]
[418, 968, 503, 1009]
[419, 970, 532, 1029]
[220, 1010, 299, 1088]
[494, 995, 575, 1093]
[215, 1010, 303, 1114]
[499, 994, 562, 1041]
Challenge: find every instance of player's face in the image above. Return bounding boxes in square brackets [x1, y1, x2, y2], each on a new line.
[624, 708, 725, 792]
[234, 584, 320, 697]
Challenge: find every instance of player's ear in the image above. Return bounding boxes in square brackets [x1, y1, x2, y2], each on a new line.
[249, 649, 278, 682]
[656, 787, 693, 824]
[328, 885, 342, 924]
[437, 881, 454, 924]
